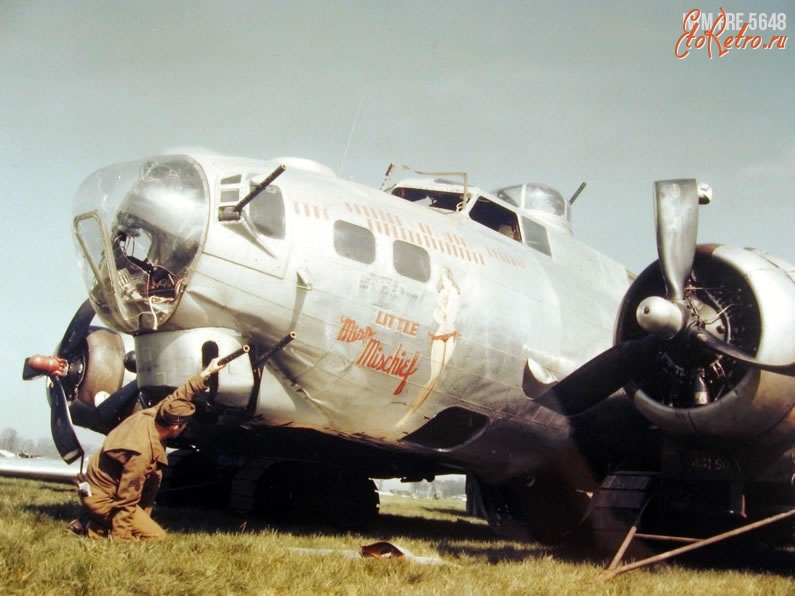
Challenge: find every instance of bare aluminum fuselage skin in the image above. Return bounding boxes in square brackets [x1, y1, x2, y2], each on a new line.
[71, 154, 631, 481]
[70, 154, 795, 486]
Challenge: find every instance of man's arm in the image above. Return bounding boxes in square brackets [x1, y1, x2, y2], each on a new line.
[200, 357, 225, 382]
[162, 357, 228, 404]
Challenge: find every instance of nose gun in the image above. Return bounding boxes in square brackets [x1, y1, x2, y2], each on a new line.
[217, 344, 251, 366]
[255, 331, 296, 367]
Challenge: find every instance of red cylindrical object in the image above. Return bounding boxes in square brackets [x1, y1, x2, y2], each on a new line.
[26, 354, 67, 376]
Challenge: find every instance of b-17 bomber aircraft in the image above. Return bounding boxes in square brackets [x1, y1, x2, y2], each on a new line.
[22, 153, 795, 567]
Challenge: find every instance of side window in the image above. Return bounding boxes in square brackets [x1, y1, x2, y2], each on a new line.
[220, 189, 239, 203]
[393, 240, 431, 282]
[521, 216, 552, 256]
[248, 185, 286, 239]
[220, 174, 241, 204]
[334, 221, 375, 264]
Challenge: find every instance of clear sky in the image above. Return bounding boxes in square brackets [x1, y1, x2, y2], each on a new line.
[1, 1, 792, 444]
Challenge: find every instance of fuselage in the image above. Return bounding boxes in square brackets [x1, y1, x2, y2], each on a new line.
[72, 154, 634, 481]
[51, 152, 794, 542]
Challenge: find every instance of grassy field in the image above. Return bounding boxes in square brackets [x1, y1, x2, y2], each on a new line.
[0, 477, 792, 595]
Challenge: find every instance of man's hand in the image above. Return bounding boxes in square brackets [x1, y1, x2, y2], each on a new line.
[200, 357, 226, 381]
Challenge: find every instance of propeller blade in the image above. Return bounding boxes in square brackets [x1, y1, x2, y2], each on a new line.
[48, 378, 84, 464]
[534, 336, 660, 416]
[690, 329, 795, 376]
[654, 179, 700, 301]
[58, 299, 95, 357]
[95, 381, 140, 429]
[21, 354, 67, 380]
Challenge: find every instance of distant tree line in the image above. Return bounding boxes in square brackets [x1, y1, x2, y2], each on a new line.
[0, 428, 61, 458]
[378, 476, 467, 498]
[427, 476, 467, 498]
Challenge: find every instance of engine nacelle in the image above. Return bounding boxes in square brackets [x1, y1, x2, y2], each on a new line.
[133, 327, 254, 406]
[616, 245, 795, 444]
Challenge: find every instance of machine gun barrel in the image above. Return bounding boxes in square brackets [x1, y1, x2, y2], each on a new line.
[255, 331, 296, 367]
[234, 164, 286, 213]
[568, 181, 586, 205]
[218, 164, 286, 222]
[217, 344, 251, 366]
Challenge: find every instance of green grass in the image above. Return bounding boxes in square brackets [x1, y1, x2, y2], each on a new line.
[0, 477, 792, 595]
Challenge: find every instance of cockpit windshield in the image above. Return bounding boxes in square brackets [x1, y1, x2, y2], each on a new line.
[493, 183, 570, 226]
[72, 156, 208, 333]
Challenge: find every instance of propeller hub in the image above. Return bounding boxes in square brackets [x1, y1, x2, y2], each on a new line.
[636, 296, 685, 339]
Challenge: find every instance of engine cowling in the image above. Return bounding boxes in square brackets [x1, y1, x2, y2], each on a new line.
[74, 327, 126, 406]
[60, 326, 128, 433]
[616, 244, 795, 444]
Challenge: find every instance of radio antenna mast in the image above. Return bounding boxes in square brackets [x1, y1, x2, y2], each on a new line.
[338, 94, 365, 177]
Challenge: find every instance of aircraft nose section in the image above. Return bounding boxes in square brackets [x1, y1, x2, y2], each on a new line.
[72, 155, 210, 333]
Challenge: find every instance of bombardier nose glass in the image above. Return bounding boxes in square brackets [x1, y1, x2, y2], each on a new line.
[73, 156, 208, 333]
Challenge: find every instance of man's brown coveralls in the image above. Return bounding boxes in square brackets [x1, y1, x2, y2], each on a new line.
[80, 373, 208, 541]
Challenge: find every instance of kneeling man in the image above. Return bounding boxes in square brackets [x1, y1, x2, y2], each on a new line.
[71, 358, 226, 540]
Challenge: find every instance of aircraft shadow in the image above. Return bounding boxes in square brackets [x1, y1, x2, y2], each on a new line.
[28, 496, 794, 577]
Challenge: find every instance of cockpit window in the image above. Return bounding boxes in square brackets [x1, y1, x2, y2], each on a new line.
[521, 216, 552, 256]
[73, 155, 208, 333]
[247, 184, 285, 239]
[390, 187, 463, 212]
[468, 198, 522, 242]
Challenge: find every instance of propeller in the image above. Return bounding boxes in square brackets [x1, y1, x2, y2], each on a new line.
[637, 179, 795, 375]
[47, 377, 83, 463]
[690, 329, 795, 376]
[22, 300, 95, 381]
[533, 336, 660, 416]
[58, 300, 96, 361]
[22, 300, 96, 463]
[533, 179, 794, 417]
[95, 380, 140, 429]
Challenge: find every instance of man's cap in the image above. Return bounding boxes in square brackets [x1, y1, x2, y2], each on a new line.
[156, 400, 196, 426]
